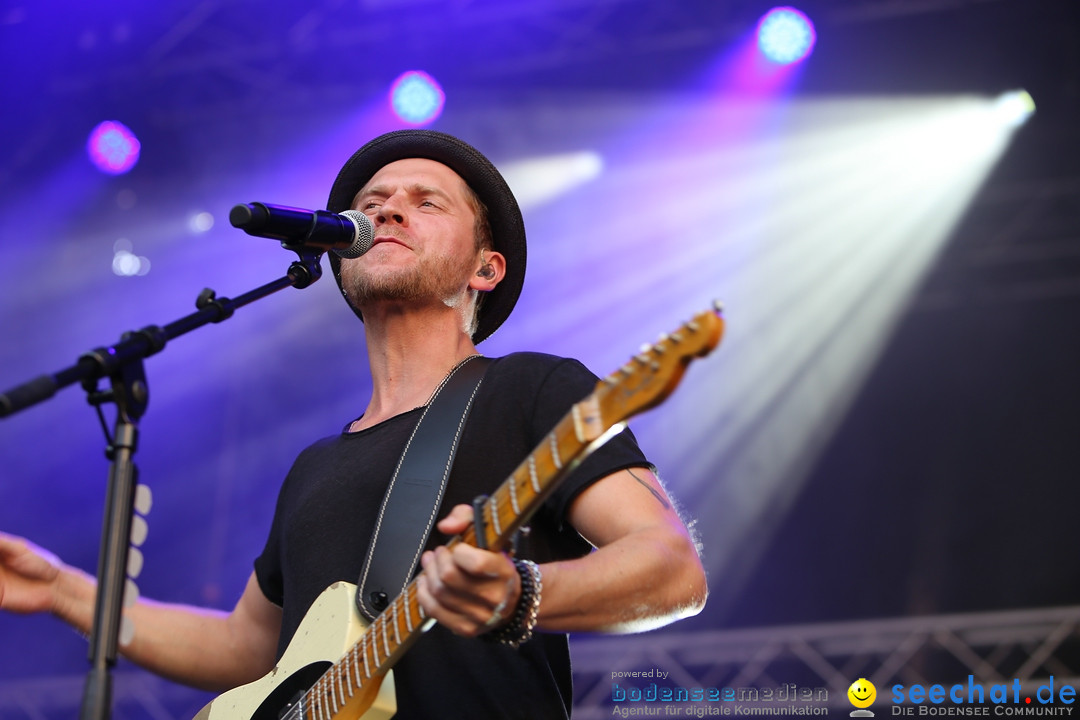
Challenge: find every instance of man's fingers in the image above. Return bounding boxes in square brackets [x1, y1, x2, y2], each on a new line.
[417, 544, 519, 636]
[435, 504, 474, 535]
[450, 544, 504, 578]
[0, 535, 58, 580]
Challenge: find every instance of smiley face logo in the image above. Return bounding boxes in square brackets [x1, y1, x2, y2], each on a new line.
[848, 678, 876, 709]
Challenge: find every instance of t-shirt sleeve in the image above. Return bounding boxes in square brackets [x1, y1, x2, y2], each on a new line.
[526, 356, 652, 523]
[252, 455, 305, 608]
[253, 501, 286, 608]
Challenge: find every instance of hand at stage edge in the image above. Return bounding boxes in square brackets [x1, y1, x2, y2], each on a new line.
[0, 531, 68, 616]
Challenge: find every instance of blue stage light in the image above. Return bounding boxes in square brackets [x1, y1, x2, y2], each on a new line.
[757, 7, 816, 65]
[389, 71, 445, 126]
[87, 120, 141, 175]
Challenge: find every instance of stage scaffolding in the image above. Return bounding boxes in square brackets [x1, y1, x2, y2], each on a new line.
[571, 604, 1080, 718]
[1, 604, 1079, 718]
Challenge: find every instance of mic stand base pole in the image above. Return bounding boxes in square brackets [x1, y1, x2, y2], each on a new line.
[80, 356, 147, 720]
[72, 250, 322, 719]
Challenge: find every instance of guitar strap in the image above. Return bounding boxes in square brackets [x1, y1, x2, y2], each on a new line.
[356, 354, 492, 621]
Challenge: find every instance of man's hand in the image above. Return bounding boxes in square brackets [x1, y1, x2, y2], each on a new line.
[0, 532, 65, 615]
[415, 504, 522, 637]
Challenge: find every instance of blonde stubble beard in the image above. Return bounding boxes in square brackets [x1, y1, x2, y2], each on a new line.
[340, 248, 481, 337]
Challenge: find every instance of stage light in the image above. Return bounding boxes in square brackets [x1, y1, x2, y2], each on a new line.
[993, 89, 1035, 128]
[389, 71, 445, 125]
[87, 120, 141, 175]
[112, 238, 150, 276]
[541, 94, 1029, 614]
[757, 7, 816, 65]
[501, 151, 604, 209]
[189, 211, 215, 233]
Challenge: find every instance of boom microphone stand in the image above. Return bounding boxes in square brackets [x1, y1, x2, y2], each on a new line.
[0, 245, 325, 720]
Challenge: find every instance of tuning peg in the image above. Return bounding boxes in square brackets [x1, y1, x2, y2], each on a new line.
[127, 546, 144, 578]
[130, 514, 148, 547]
[123, 578, 139, 608]
[120, 579, 139, 645]
[134, 484, 152, 515]
[119, 615, 135, 647]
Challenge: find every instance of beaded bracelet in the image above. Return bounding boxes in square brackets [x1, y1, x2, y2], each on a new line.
[488, 558, 543, 648]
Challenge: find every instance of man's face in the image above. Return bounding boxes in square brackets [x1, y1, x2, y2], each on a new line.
[339, 158, 480, 310]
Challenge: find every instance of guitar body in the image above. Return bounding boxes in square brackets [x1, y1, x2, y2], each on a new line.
[193, 582, 397, 720]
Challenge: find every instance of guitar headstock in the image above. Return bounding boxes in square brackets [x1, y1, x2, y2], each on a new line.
[595, 302, 725, 426]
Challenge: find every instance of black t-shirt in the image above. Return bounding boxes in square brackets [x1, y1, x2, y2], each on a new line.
[254, 352, 650, 719]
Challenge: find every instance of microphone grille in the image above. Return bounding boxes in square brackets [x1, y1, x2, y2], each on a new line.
[333, 210, 375, 259]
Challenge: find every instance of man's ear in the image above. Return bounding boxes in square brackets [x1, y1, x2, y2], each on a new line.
[470, 250, 506, 292]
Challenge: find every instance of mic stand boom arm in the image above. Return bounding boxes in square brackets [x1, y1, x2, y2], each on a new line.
[0, 248, 323, 720]
[0, 249, 323, 418]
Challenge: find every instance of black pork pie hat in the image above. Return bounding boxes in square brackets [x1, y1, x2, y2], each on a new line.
[326, 129, 527, 344]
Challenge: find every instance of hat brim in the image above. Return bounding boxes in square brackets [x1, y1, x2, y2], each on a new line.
[326, 129, 526, 344]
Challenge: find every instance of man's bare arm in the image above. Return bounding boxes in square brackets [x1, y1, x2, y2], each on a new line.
[416, 467, 707, 636]
[1, 533, 280, 692]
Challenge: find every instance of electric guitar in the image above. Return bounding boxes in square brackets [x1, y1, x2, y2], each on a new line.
[194, 303, 725, 720]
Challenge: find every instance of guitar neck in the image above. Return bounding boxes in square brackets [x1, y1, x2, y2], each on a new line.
[462, 391, 612, 551]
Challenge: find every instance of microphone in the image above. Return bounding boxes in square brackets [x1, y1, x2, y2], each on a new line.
[229, 202, 375, 259]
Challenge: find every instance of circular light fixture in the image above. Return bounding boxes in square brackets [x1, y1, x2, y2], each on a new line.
[389, 71, 446, 125]
[757, 7, 816, 65]
[87, 120, 141, 175]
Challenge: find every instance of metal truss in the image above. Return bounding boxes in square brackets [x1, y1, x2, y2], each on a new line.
[0, 672, 212, 720]
[32, 0, 1032, 126]
[570, 604, 1080, 717]
[2, 604, 1078, 717]
[2, 0, 1065, 188]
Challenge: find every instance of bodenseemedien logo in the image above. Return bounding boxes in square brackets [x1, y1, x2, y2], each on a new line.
[848, 678, 876, 717]
[608, 674, 829, 716]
